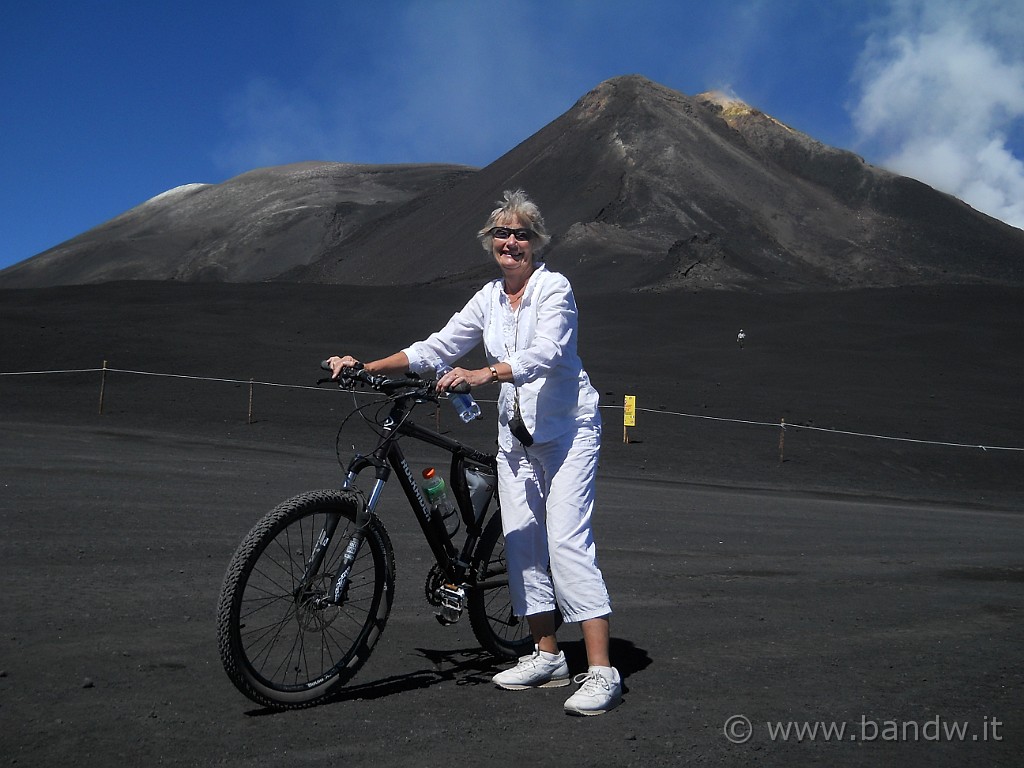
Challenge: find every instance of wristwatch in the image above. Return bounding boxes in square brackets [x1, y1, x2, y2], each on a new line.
[488, 365, 499, 383]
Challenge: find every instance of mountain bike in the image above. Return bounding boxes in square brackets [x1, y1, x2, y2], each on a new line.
[216, 364, 544, 709]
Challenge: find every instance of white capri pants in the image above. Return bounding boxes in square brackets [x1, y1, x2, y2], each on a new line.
[497, 424, 612, 623]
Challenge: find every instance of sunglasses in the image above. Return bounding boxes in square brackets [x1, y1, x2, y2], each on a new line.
[488, 226, 535, 242]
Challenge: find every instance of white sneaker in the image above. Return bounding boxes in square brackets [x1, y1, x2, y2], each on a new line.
[563, 666, 622, 715]
[492, 646, 571, 690]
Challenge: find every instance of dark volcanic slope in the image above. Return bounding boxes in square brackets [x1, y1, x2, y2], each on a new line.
[3, 76, 1022, 292]
[0, 162, 474, 288]
[302, 76, 1024, 292]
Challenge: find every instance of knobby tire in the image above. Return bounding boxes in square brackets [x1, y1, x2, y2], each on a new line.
[216, 489, 394, 709]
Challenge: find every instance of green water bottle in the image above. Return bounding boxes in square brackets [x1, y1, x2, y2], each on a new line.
[421, 467, 458, 536]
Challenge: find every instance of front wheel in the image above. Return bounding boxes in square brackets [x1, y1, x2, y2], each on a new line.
[468, 510, 561, 659]
[216, 489, 395, 709]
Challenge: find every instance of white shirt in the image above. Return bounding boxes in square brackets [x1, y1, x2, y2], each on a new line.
[403, 264, 601, 450]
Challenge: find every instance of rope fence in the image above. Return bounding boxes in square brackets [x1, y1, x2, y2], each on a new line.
[2, 363, 1022, 455]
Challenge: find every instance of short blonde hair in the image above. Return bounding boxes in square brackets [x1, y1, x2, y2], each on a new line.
[477, 189, 552, 254]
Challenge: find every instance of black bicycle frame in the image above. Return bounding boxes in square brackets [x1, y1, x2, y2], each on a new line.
[325, 395, 497, 603]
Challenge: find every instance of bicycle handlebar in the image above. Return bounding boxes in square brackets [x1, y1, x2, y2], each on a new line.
[318, 360, 472, 395]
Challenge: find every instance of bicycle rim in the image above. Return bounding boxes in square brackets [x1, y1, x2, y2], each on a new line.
[218, 490, 393, 708]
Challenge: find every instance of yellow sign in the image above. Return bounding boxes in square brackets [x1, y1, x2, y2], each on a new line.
[623, 395, 636, 427]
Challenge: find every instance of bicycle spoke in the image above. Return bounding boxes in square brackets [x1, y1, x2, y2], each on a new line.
[233, 514, 383, 688]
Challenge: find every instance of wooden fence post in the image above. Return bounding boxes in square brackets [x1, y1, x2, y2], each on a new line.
[98, 360, 108, 415]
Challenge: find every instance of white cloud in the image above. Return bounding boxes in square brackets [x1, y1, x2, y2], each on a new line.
[214, 2, 577, 173]
[851, 0, 1024, 229]
[362, 1, 579, 166]
[215, 77, 345, 171]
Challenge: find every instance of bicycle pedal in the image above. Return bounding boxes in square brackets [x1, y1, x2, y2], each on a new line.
[435, 583, 466, 625]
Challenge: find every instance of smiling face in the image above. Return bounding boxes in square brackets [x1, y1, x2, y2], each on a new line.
[491, 215, 536, 283]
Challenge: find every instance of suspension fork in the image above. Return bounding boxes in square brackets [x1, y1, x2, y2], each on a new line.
[327, 472, 387, 602]
[297, 448, 389, 606]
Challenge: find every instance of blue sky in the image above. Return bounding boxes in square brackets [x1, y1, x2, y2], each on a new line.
[2, 0, 1022, 271]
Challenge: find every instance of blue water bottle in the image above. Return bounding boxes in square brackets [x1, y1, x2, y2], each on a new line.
[435, 362, 482, 422]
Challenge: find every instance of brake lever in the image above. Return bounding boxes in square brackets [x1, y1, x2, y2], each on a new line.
[366, 373, 390, 390]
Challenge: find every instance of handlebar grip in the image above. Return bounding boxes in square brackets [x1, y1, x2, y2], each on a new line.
[320, 359, 365, 373]
[449, 381, 472, 394]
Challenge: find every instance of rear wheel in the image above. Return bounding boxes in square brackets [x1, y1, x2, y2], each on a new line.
[468, 510, 561, 659]
[216, 489, 394, 709]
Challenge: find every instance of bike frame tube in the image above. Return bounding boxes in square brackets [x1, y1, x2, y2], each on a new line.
[388, 416, 497, 557]
[385, 438, 458, 569]
[348, 395, 498, 577]
[309, 383, 501, 606]
[323, 389, 502, 601]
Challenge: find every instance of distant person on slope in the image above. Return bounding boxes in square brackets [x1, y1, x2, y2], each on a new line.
[326, 189, 621, 716]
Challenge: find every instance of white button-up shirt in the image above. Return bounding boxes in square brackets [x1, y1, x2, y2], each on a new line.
[403, 264, 601, 450]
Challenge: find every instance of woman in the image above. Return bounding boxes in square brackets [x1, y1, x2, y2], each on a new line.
[327, 190, 620, 716]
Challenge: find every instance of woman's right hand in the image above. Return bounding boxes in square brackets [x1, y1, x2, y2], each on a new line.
[325, 355, 361, 379]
